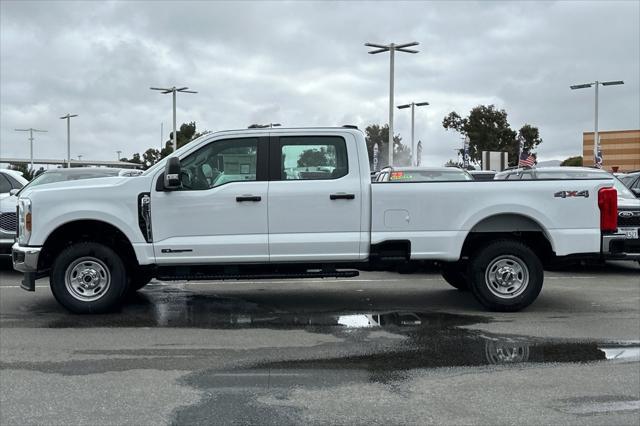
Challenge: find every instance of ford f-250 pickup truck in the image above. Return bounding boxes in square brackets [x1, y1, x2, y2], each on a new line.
[12, 127, 625, 313]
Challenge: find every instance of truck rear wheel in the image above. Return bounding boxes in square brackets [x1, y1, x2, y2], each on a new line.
[440, 262, 469, 291]
[50, 242, 127, 314]
[468, 239, 543, 312]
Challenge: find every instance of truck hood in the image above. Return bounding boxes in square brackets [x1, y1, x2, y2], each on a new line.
[19, 176, 133, 199]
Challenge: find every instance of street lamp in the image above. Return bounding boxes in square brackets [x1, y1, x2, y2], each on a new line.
[59, 113, 78, 168]
[365, 41, 419, 167]
[14, 128, 47, 171]
[397, 101, 429, 166]
[150, 86, 197, 153]
[78, 155, 83, 162]
[570, 80, 624, 168]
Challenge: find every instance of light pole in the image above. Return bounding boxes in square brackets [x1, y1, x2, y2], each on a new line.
[78, 155, 83, 162]
[116, 150, 122, 161]
[570, 80, 624, 168]
[14, 128, 47, 171]
[60, 114, 78, 168]
[397, 101, 429, 166]
[365, 41, 419, 167]
[150, 86, 197, 153]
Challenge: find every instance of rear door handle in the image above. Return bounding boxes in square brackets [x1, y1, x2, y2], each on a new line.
[330, 193, 355, 200]
[236, 195, 261, 202]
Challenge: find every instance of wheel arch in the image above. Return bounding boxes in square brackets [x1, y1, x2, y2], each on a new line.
[461, 213, 555, 264]
[38, 219, 140, 272]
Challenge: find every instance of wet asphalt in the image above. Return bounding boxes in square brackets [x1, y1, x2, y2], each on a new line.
[0, 259, 638, 425]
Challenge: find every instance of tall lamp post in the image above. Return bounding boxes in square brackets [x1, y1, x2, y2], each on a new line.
[570, 80, 624, 168]
[14, 128, 47, 171]
[60, 113, 78, 168]
[365, 41, 419, 167]
[150, 86, 197, 153]
[397, 101, 429, 166]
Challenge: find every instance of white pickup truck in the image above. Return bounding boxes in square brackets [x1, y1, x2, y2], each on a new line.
[12, 127, 625, 314]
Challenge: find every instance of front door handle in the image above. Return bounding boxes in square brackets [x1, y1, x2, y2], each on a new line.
[236, 195, 261, 202]
[330, 193, 355, 200]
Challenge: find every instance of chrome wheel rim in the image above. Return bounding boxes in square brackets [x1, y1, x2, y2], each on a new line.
[484, 255, 529, 299]
[64, 257, 111, 302]
[485, 340, 530, 364]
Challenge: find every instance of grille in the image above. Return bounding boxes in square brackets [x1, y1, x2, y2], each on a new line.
[618, 210, 640, 227]
[0, 212, 17, 233]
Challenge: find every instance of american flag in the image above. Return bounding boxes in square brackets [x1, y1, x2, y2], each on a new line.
[519, 151, 535, 167]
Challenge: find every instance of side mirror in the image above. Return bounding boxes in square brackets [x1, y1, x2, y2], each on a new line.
[9, 189, 19, 196]
[164, 157, 182, 190]
[632, 188, 640, 198]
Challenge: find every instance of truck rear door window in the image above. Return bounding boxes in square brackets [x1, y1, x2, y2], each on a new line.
[278, 136, 348, 180]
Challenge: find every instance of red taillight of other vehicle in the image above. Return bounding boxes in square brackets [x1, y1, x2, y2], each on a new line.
[598, 187, 617, 233]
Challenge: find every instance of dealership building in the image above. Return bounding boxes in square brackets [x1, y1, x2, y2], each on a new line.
[583, 129, 640, 172]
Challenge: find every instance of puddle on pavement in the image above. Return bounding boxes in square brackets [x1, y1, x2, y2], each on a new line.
[3, 286, 636, 370]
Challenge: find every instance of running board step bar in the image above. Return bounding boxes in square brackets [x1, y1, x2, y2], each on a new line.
[156, 269, 360, 281]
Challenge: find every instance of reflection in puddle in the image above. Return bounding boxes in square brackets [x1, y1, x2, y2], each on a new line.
[601, 346, 640, 361]
[13, 286, 638, 369]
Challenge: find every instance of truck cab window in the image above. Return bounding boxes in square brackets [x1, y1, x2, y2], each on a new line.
[279, 136, 348, 180]
[180, 138, 258, 190]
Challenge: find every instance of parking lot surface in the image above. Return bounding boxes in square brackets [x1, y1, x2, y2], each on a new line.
[1, 260, 639, 425]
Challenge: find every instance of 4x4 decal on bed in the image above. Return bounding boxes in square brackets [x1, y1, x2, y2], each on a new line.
[554, 190, 589, 198]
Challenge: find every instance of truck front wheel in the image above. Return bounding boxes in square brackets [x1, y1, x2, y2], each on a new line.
[50, 242, 128, 314]
[468, 240, 543, 312]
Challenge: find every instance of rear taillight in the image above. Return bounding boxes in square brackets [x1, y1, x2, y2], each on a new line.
[598, 187, 617, 233]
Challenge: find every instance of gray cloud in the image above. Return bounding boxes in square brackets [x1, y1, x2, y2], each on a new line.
[1, 0, 638, 167]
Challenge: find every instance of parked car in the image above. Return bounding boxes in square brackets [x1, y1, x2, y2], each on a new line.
[0, 170, 28, 256]
[620, 171, 640, 198]
[12, 127, 623, 313]
[469, 170, 497, 181]
[375, 166, 473, 182]
[494, 166, 639, 263]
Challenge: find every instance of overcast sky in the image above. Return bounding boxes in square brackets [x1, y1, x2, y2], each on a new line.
[1, 0, 639, 166]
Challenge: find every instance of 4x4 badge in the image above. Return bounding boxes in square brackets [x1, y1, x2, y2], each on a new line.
[554, 190, 589, 198]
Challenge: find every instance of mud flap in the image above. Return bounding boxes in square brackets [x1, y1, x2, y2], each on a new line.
[20, 272, 36, 291]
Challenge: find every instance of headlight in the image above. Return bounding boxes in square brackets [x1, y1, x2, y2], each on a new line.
[18, 198, 32, 245]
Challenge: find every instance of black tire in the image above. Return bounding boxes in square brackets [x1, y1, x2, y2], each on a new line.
[50, 242, 128, 314]
[441, 262, 469, 291]
[128, 269, 153, 292]
[467, 239, 543, 312]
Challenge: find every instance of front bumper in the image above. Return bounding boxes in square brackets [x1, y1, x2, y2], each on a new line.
[602, 233, 640, 261]
[12, 243, 42, 291]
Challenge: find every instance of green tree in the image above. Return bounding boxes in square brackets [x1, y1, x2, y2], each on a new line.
[560, 156, 583, 167]
[297, 148, 329, 167]
[443, 105, 523, 166]
[8, 163, 33, 180]
[365, 124, 409, 169]
[119, 153, 143, 166]
[517, 124, 543, 158]
[142, 148, 162, 169]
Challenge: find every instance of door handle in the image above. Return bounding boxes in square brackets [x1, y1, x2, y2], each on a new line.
[330, 193, 355, 200]
[236, 195, 261, 202]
